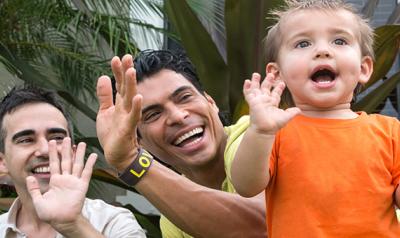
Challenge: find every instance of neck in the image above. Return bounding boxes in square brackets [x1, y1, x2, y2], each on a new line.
[297, 103, 358, 119]
[180, 133, 228, 190]
[16, 188, 55, 237]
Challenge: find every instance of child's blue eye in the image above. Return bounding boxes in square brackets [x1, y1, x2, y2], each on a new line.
[334, 39, 346, 45]
[295, 41, 311, 48]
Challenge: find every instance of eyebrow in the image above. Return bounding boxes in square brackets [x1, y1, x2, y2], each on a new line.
[289, 28, 354, 40]
[11, 128, 68, 142]
[141, 86, 192, 115]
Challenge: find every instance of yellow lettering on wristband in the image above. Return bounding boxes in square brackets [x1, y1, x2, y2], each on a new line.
[139, 156, 151, 167]
[130, 168, 145, 178]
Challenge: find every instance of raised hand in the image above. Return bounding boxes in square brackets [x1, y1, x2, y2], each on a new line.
[244, 73, 301, 135]
[96, 55, 142, 171]
[26, 137, 97, 227]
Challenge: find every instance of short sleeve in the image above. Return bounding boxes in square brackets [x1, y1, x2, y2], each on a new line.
[391, 120, 400, 186]
[159, 215, 187, 238]
[82, 199, 146, 238]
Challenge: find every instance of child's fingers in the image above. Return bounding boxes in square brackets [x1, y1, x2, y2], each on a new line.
[270, 81, 286, 106]
[285, 107, 301, 121]
[261, 73, 276, 95]
[250, 73, 261, 91]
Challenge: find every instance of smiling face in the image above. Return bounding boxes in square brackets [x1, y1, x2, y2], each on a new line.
[137, 69, 226, 173]
[268, 9, 373, 112]
[0, 103, 68, 196]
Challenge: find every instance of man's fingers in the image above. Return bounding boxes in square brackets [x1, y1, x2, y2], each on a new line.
[111, 56, 123, 93]
[121, 54, 134, 76]
[72, 142, 86, 177]
[130, 94, 143, 127]
[123, 67, 137, 110]
[60, 137, 72, 174]
[26, 176, 42, 202]
[49, 140, 60, 175]
[97, 76, 114, 111]
[117, 54, 133, 96]
[81, 154, 97, 182]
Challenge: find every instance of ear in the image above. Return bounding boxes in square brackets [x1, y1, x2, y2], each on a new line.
[204, 92, 219, 112]
[0, 152, 9, 175]
[359, 56, 373, 84]
[266, 63, 280, 79]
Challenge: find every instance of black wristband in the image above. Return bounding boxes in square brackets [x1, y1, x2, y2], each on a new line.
[118, 148, 154, 187]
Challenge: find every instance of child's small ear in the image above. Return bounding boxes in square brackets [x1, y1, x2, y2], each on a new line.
[359, 56, 373, 84]
[266, 63, 280, 79]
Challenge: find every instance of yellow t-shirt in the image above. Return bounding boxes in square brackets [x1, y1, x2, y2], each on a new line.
[159, 116, 249, 238]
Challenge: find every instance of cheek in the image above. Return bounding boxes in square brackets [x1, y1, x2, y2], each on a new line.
[139, 124, 163, 147]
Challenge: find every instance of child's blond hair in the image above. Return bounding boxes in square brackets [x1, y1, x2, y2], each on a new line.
[265, 0, 375, 64]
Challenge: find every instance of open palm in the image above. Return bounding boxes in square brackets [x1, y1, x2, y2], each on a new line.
[96, 55, 142, 171]
[244, 73, 300, 135]
[26, 138, 97, 226]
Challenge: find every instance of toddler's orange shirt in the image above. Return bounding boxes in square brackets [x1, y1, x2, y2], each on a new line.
[266, 112, 400, 237]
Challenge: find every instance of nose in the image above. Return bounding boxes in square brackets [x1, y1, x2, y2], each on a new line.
[34, 137, 49, 157]
[314, 42, 332, 59]
[166, 104, 189, 126]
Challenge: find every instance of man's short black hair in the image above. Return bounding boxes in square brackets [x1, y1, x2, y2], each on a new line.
[133, 50, 204, 94]
[0, 86, 73, 152]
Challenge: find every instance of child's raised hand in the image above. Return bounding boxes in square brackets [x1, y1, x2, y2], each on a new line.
[243, 73, 301, 135]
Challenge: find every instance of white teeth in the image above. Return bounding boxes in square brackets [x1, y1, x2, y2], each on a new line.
[317, 80, 331, 84]
[174, 127, 203, 145]
[33, 166, 50, 173]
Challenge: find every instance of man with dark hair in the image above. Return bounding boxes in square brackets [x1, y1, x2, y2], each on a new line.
[0, 86, 146, 238]
[97, 50, 266, 237]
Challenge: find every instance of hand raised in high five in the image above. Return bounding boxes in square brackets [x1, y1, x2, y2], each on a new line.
[96, 55, 142, 171]
[26, 137, 97, 228]
[244, 73, 300, 135]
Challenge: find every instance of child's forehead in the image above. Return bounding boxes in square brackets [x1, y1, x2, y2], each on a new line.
[278, 8, 360, 39]
[280, 8, 357, 28]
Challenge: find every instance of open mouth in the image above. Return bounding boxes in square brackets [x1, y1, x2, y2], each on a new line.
[173, 127, 204, 147]
[32, 165, 50, 174]
[311, 68, 337, 84]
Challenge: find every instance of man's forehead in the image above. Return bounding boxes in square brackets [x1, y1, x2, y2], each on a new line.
[137, 70, 197, 103]
[3, 103, 68, 138]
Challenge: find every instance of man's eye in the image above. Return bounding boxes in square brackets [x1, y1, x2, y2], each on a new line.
[49, 135, 65, 142]
[16, 137, 33, 144]
[143, 111, 161, 123]
[179, 93, 192, 102]
[333, 38, 347, 45]
[295, 41, 311, 48]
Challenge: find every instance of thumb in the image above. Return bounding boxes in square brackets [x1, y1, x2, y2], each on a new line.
[26, 176, 43, 202]
[285, 107, 301, 120]
[97, 76, 114, 111]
